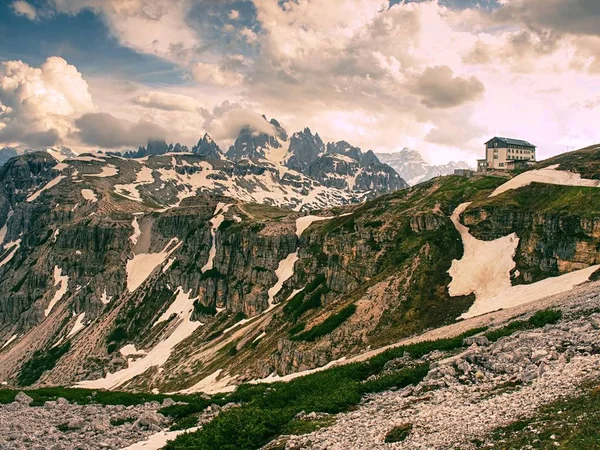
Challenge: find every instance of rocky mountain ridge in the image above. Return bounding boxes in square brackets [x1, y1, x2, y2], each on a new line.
[377, 148, 471, 186]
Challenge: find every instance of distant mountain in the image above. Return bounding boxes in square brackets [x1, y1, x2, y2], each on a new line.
[376, 148, 471, 186]
[122, 140, 188, 159]
[0, 148, 18, 167]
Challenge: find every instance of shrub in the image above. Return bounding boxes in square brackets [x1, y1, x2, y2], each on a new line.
[193, 300, 217, 316]
[528, 309, 562, 328]
[17, 342, 71, 386]
[290, 304, 357, 342]
[384, 423, 413, 443]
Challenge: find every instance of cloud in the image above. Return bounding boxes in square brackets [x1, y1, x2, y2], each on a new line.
[75, 112, 166, 148]
[413, 65, 485, 108]
[0, 57, 94, 148]
[192, 62, 245, 86]
[132, 91, 202, 112]
[11, 0, 37, 20]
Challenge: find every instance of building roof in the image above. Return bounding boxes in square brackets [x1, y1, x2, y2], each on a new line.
[485, 137, 536, 147]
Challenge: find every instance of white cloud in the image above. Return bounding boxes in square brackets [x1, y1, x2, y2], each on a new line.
[192, 62, 245, 87]
[0, 57, 94, 148]
[75, 112, 165, 148]
[11, 0, 37, 20]
[132, 91, 202, 112]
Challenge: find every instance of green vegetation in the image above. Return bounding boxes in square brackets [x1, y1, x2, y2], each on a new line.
[472, 183, 600, 219]
[164, 328, 485, 450]
[106, 326, 128, 354]
[536, 143, 600, 179]
[281, 416, 336, 436]
[485, 309, 562, 342]
[384, 423, 413, 443]
[193, 300, 217, 316]
[56, 423, 70, 432]
[290, 304, 357, 342]
[17, 342, 71, 386]
[0, 386, 191, 407]
[284, 275, 329, 321]
[484, 382, 600, 449]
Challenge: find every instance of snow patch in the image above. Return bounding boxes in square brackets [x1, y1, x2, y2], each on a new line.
[177, 369, 237, 395]
[129, 217, 141, 246]
[295, 215, 336, 237]
[100, 289, 111, 305]
[448, 202, 600, 318]
[119, 427, 199, 450]
[83, 164, 118, 178]
[27, 175, 66, 202]
[45, 266, 69, 317]
[76, 288, 202, 390]
[2, 334, 18, 349]
[67, 312, 86, 337]
[126, 238, 181, 292]
[490, 165, 600, 197]
[0, 239, 20, 267]
[120, 344, 147, 357]
[201, 203, 232, 273]
[81, 189, 98, 203]
[267, 251, 299, 308]
[0, 209, 14, 246]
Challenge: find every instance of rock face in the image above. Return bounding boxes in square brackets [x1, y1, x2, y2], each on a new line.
[192, 134, 221, 160]
[377, 148, 470, 186]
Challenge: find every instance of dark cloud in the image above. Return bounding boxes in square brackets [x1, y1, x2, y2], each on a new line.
[75, 113, 165, 148]
[493, 0, 600, 37]
[0, 125, 60, 148]
[414, 66, 485, 109]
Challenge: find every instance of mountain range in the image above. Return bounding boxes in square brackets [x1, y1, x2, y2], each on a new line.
[376, 148, 471, 186]
[1, 130, 600, 449]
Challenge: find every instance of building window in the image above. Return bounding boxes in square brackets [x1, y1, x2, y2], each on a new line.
[494, 155, 498, 159]
[499, 163, 504, 167]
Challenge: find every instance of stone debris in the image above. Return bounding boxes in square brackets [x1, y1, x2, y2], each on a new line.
[0, 400, 169, 450]
[285, 289, 600, 449]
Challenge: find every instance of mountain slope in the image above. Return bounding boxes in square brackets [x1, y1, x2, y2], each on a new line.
[0, 144, 599, 396]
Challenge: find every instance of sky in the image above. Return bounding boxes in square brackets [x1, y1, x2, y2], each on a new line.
[0, 0, 599, 165]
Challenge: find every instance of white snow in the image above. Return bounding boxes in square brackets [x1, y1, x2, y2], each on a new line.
[490, 165, 600, 197]
[83, 164, 118, 178]
[67, 312, 86, 337]
[53, 162, 69, 171]
[162, 257, 176, 273]
[295, 215, 336, 237]
[26, 175, 66, 202]
[76, 288, 202, 390]
[100, 289, 111, 305]
[120, 344, 147, 357]
[73, 155, 104, 162]
[1, 334, 18, 349]
[177, 369, 237, 395]
[126, 238, 181, 292]
[153, 286, 198, 326]
[448, 203, 519, 302]
[119, 427, 199, 450]
[250, 357, 347, 385]
[0, 209, 13, 246]
[52, 228, 60, 243]
[129, 217, 141, 246]
[0, 239, 20, 268]
[448, 202, 600, 318]
[201, 203, 232, 273]
[267, 251, 299, 307]
[329, 153, 356, 164]
[45, 266, 69, 317]
[81, 189, 98, 203]
[114, 166, 155, 202]
[252, 331, 266, 343]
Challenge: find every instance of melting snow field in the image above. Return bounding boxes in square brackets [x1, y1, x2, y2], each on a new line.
[0, 239, 20, 268]
[267, 251, 299, 308]
[295, 215, 335, 237]
[126, 238, 181, 292]
[201, 203, 232, 273]
[114, 166, 155, 202]
[80, 189, 98, 203]
[67, 313, 86, 337]
[45, 266, 69, 317]
[129, 217, 141, 246]
[177, 369, 237, 395]
[26, 176, 66, 202]
[1, 334, 17, 349]
[0, 209, 13, 245]
[490, 165, 600, 197]
[448, 202, 600, 318]
[77, 288, 202, 390]
[120, 428, 199, 450]
[83, 164, 119, 178]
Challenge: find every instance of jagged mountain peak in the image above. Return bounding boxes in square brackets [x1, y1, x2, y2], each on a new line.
[192, 133, 222, 159]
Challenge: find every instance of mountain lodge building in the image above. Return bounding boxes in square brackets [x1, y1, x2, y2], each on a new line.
[477, 137, 536, 171]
